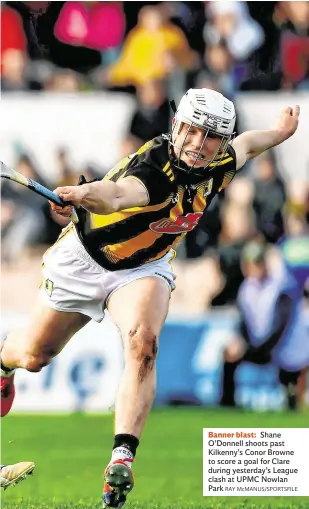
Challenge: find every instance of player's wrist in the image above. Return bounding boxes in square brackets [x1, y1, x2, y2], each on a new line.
[80, 181, 117, 214]
[268, 129, 286, 147]
[271, 125, 297, 144]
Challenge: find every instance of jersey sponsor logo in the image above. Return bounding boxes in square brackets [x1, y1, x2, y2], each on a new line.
[149, 212, 203, 234]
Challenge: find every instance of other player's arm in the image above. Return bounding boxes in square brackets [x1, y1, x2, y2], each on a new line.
[50, 177, 149, 216]
[232, 105, 300, 171]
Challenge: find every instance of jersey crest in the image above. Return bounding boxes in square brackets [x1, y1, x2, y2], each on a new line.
[149, 212, 203, 234]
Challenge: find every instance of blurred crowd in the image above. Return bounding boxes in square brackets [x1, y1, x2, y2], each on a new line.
[1, 0, 309, 410]
[1, 0, 309, 312]
[1, 1, 309, 94]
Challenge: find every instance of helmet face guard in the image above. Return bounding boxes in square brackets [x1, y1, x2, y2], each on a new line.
[168, 88, 236, 177]
[169, 121, 235, 177]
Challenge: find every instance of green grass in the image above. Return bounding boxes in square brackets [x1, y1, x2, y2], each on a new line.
[1, 409, 309, 509]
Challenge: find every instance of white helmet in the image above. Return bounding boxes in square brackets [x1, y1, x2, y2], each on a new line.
[170, 88, 236, 175]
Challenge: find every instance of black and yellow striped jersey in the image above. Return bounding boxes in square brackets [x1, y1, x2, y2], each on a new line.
[76, 135, 237, 270]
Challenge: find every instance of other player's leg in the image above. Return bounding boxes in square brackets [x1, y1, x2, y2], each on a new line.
[0, 461, 35, 490]
[102, 276, 170, 508]
[1, 297, 90, 416]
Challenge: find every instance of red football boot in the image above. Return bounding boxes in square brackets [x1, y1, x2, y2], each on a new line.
[1, 373, 15, 417]
[102, 459, 134, 508]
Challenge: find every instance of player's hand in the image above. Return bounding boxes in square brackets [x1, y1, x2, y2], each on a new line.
[49, 186, 87, 217]
[49, 201, 73, 218]
[273, 105, 300, 142]
[54, 185, 88, 204]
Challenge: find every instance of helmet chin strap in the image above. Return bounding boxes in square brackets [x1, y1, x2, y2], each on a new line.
[169, 100, 177, 114]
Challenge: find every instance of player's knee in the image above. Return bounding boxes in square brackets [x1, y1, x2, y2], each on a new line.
[126, 325, 158, 378]
[20, 353, 51, 372]
[127, 325, 158, 359]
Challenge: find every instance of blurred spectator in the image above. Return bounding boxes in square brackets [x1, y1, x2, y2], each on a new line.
[194, 70, 221, 92]
[244, 2, 280, 76]
[54, 148, 78, 187]
[203, 1, 266, 91]
[40, 159, 104, 246]
[275, 0, 309, 33]
[273, 1, 309, 89]
[7, 1, 103, 72]
[279, 207, 309, 297]
[159, 1, 206, 57]
[44, 68, 82, 92]
[204, 1, 265, 61]
[21, 2, 51, 14]
[170, 254, 224, 314]
[5, 1, 54, 59]
[104, 4, 193, 88]
[220, 240, 309, 410]
[1, 48, 28, 91]
[251, 151, 286, 243]
[285, 179, 309, 220]
[202, 41, 236, 97]
[224, 177, 254, 208]
[79, 164, 103, 183]
[127, 79, 170, 147]
[1, 154, 48, 262]
[1, 4, 43, 91]
[54, 1, 125, 67]
[1, 5, 27, 73]
[120, 136, 141, 159]
[39, 156, 105, 248]
[3, 1, 308, 93]
[211, 192, 256, 306]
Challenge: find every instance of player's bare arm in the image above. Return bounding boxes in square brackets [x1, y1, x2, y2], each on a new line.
[50, 176, 149, 217]
[232, 105, 300, 171]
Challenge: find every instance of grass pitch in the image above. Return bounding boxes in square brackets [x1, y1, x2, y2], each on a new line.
[1, 408, 309, 509]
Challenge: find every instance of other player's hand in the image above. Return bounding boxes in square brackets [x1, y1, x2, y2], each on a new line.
[273, 105, 300, 142]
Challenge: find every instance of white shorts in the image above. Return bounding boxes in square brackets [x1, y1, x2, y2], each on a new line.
[41, 225, 176, 322]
